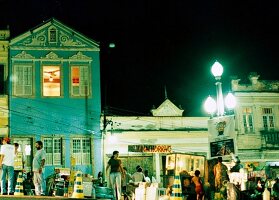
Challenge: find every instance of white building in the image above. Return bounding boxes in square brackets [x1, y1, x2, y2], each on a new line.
[232, 73, 279, 169]
[101, 73, 279, 183]
[101, 98, 209, 184]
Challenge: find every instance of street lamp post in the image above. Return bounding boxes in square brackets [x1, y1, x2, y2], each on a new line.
[211, 61, 225, 116]
[204, 61, 236, 116]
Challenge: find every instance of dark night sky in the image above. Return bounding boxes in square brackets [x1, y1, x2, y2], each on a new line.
[1, 0, 279, 116]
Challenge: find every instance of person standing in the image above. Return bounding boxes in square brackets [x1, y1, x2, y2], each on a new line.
[32, 141, 46, 196]
[106, 150, 125, 200]
[191, 170, 204, 200]
[0, 137, 15, 195]
[213, 157, 228, 191]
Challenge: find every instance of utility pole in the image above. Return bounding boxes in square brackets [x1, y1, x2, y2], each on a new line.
[102, 106, 113, 179]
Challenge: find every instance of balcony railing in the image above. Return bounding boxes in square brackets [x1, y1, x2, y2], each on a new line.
[261, 130, 279, 149]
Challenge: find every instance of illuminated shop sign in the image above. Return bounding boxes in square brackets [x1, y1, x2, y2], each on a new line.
[128, 145, 172, 153]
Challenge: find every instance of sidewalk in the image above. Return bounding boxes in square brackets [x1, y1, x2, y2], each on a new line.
[0, 195, 96, 199]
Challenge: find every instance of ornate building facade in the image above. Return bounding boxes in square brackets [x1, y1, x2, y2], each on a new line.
[232, 73, 279, 168]
[8, 18, 101, 176]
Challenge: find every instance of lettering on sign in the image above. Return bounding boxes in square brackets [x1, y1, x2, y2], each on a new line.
[128, 145, 172, 153]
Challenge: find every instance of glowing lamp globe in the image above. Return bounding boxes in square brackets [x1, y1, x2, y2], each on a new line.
[225, 92, 236, 109]
[211, 61, 223, 78]
[204, 96, 217, 114]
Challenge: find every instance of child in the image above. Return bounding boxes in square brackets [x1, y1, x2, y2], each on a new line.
[191, 170, 204, 200]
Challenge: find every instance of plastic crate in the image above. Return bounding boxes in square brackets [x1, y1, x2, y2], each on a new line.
[95, 186, 114, 199]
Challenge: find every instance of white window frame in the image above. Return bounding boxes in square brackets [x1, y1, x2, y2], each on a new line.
[70, 65, 90, 97]
[13, 64, 33, 96]
[262, 108, 275, 131]
[242, 107, 254, 133]
[72, 138, 91, 165]
[44, 137, 62, 166]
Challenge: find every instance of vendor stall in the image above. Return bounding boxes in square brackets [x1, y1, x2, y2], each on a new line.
[164, 153, 206, 199]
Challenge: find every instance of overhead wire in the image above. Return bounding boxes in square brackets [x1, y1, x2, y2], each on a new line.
[1, 105, 98, 135]
[3, 96, 208, 141]
[11, 95, 101, 115]
[105, 106, 149, 116]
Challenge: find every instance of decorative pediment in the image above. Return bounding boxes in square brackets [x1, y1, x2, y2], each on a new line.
[13, 51, 35, 59]
[41, 52, 62, 60]
[59, 31, 86, 47]
[10, 18, 99, 50]
[151, 99, 184, 117]
[69, 52, 91, 60]
[23, 30, 47, 46]
[17, 29, 88, 48]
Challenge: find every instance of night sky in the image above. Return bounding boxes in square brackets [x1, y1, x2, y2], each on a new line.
[1, 0, 279, 116]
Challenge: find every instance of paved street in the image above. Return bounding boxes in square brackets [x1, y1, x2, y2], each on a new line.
[0, 195, 96, 200]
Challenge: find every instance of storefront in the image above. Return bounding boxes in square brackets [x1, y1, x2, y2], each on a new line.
[164, 153, 206, 198]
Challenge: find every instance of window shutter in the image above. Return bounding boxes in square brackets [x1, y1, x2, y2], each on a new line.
[71, 66, 89, 96]
[14, 65, 33, 95]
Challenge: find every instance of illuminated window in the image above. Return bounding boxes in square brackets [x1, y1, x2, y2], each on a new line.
[13, 65, 33, 96]
[44, 137, 62, 165]
[43, 66, 61, 96]
[242, 107, 254, 133]
[72, 138, 91, 165]
[262, 108, 274, 131]
[71, 66, 89, 96]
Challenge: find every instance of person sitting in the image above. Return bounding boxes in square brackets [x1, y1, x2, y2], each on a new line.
[131, 166, 145, 184]
[46, 168, 61, 196]
[23, 172, 34, 195]
[144, 170, 151, 183]
[255, 178, 265, 199]
[97, 171, 104, 186]
[230, 156, 243, 172]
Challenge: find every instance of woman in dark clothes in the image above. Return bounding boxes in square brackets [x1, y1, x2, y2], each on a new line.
[106, 150, 125, 200]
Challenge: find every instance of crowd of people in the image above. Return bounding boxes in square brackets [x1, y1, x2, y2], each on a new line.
[0, 138, 46, 196]
[212, 156, 279, 200]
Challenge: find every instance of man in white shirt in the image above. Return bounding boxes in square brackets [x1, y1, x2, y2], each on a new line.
[32, 141, 46, 196]
[0, 137, 15, 195]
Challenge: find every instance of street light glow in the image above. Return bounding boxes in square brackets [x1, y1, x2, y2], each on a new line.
[211, 61, 224, 78]
[204, 96, 217, 115]
[225, 92, 236, 110]
[204, 61, 236, 116]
